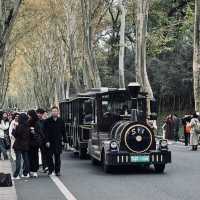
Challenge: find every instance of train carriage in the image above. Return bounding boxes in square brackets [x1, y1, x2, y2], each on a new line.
[59, 97, 93, 158]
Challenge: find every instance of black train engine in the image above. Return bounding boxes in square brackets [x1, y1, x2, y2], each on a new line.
[89, 83, 171, 173]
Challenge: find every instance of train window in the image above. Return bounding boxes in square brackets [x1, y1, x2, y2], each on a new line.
[83, 100, 95, 124]
[101, 100, 131, 116]
[112, 101, 131, 115]
[102, 100, 111, 113]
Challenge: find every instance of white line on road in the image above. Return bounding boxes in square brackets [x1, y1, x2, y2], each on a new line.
[50, 175, 77, 200]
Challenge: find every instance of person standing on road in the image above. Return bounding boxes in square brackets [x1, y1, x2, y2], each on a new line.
[185, 122, 191, 146]
[9, 113, 19, 161]
[165, 114, 174, 140]
[190, 113, 200, 151]
[12, 113, 30, 179]
[28, 110, 43, 178]
[36, 108, 48, 173]
[174, 114, 180, 142]
[0, 111, 9, 160]
[44, 106, 67, 176]
[2, 112, 10, 152]
[182, 115, 191, 146]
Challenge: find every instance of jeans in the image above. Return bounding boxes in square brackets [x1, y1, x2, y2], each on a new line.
[14, 151, 30, 177]
[0, 138, 8, 159]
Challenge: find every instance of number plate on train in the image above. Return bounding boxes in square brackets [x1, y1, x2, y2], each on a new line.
[130, 156, 150, 163]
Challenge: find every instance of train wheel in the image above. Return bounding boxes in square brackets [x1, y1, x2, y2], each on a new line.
[79, 148, 87, 159]
[154, 164, 165, 173]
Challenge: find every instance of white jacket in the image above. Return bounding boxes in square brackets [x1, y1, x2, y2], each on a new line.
[0, 120, 9, 139]
[190, 118, 199, 146]
[9, 120, 18, 138]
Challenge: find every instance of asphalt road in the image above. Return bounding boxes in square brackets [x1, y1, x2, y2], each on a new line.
[14, 143, 200, 200]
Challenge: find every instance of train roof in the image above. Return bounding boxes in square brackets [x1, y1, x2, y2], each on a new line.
[78, 88, 148, 98]
[77, 88, 128, 97]
[59, 96, 91, 103]
[59, 87, 148, 103]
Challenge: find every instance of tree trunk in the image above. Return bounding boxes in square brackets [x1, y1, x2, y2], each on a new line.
[118, 0, 126, 89]
[0, 0, 21, 107]
[0, 0, 21, 68]
[135, 0, 153, 115]
[68, 33, 81, 93]
[64, 3, 82, 94]
[135, 0, 153, 97]
[81, 0, 101, 89]
[193, 0, 200, 112]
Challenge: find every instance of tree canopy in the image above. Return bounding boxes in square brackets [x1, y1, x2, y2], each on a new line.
[1, 0, 195, 112]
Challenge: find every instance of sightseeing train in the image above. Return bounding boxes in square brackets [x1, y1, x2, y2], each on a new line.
[59, 83, 171, 173]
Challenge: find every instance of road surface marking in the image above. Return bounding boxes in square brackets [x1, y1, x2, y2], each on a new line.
[50, 175, 77, 200]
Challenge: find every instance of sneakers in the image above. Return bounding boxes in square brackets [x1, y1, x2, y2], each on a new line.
[21, 174, 30, 178]
[30, 172, 38, 178]
[48, 172, 55, 176]
[49, 172, 61, 177]
[43, 167, 48, 173]
[33, 172, 38, 178]
[12, 176, 20, 180]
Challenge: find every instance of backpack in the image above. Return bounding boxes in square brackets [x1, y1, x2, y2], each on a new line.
[0, 173, 12, 187]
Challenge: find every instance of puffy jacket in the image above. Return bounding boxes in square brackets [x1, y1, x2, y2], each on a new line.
[13, 124, 30, 151]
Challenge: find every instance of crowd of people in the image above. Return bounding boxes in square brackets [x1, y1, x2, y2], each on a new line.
[0, 106, 67, 179]
[163, 113, 200, 151]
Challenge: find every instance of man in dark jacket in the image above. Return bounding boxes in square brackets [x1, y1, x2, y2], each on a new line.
[44, 106, 67, 176]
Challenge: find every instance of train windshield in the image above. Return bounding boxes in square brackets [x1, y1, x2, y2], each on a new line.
[101, 93, 132, 116]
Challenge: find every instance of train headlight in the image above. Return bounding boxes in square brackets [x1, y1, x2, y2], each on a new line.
[159, 139, 168, 150]
[110, 141, 118, 150]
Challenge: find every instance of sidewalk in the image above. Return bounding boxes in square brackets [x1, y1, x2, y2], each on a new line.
[0, 160, 17, 200]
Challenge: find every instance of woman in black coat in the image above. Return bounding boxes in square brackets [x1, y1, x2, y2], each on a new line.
[27, 110, 43, 178]
[13, 113, 30, 179]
